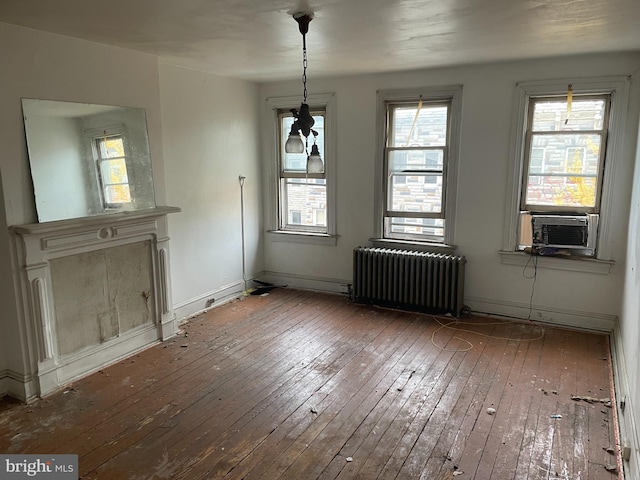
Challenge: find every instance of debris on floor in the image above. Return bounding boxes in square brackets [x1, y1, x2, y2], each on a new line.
[486, 407, 496, 415]
[571, 394, 611, 407]
[441, 466, 464, 479]
[346, 457, 353, 462]
[550, 414, 562, 419]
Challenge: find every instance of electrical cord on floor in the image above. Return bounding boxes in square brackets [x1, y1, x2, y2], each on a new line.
[429, 315, 545, 353]
[522, 251, 538, 321]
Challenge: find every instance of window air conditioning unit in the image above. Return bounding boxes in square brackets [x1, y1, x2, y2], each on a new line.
[531, 214, 598, 250]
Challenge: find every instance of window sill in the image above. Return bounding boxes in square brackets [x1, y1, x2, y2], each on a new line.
[499, 250, 614, 274]
[267, 230, 338, 246]
[369, 238, 457, 255]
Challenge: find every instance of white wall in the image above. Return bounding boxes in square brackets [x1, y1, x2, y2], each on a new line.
[618, 69, 640, 480]
[0, 22, 166, 398]
[260, 52, 640, 329]
[0, 167, 15, 395]
[159, 64, 263, 319]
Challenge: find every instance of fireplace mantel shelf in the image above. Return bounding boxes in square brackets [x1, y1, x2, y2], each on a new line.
[10, 206, 181, 235]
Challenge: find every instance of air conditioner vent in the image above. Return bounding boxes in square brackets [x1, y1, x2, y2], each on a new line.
[531, 214, 597, 251]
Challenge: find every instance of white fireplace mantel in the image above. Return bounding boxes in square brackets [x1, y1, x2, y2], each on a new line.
[10, 206, 180, 398]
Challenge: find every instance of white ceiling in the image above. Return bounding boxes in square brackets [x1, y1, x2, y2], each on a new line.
[1, 0, 639, 82]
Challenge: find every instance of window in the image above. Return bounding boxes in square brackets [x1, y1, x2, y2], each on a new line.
[266, 94, 336, 244]
[278, 108, 326, 233]
[375, 86, 462, 246]
[93, 134, 132, 208]
[502, 76, 630, 267]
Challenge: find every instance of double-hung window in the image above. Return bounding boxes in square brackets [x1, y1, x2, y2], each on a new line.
[375, 86, 462, 246]
[502, 77, 630, 267]
[93, 133, 132, 208]
[267, 94, 336, 244]
[278, 107, 327, 232]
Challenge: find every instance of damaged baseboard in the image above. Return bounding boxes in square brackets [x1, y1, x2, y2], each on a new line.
[611, 326, 640, 480]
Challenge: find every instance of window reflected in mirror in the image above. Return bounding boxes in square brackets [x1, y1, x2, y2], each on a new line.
[22, 98, 156, 223]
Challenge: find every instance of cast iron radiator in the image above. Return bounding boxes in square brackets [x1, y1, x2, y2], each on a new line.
[352, 247, 466, 317]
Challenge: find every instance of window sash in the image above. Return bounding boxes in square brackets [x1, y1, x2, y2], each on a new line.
[521, 95, 610, 214]
[280, 179, 327, 233]
[94, 135, 132, 207]
[385, 217, 445, 243]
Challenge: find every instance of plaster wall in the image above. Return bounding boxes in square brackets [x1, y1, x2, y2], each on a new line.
[260, 52, 640, 328]
[159, 64, 263, 318]
[618, 70, 640, 480]
[0, 168, 13, 393]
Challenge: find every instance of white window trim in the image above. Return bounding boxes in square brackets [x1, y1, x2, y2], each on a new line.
[373, 85, 463, 248]
[501, 76, 630, 269]
[265, 93, 337, 245]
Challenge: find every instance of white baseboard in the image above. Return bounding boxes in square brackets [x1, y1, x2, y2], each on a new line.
[2, 325, 163, 401]
[173, 278, 252, 322]
[263, 271, 351, 295]
[50, 325, 161, 395]
[174, 272, 351, 324]
[611, 326, 640, 480]
[251, 275, 614, 333]
[465, 295, 616, 332]
[0, 369, 37, 402]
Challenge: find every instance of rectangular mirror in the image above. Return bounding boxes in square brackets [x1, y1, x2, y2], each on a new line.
[22, 98, 156, 222]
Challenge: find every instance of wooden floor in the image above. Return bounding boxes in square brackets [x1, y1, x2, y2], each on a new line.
[0, 289, 620, 479]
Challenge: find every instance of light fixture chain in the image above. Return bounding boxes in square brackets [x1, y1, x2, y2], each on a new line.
[302, 33, 308, 103]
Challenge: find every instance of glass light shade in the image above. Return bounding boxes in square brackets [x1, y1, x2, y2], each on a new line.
[285, 133, 305, 153]
[307, 145, 324, 173]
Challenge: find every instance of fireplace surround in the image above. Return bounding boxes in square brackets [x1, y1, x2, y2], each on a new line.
[10, 206, 180, 398]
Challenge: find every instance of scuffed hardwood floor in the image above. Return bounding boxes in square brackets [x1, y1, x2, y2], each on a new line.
[0, 289, 619, 479]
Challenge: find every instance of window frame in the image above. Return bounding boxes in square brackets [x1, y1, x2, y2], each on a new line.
[265, 93, 337, 245]
[374, 86, 463, 249]
[501, 76, 630, 265]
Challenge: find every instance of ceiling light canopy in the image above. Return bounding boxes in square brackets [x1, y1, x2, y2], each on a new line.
[285, 11, 323, 174]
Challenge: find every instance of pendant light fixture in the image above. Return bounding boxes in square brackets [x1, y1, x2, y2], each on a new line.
[285, 12, 324, 174]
